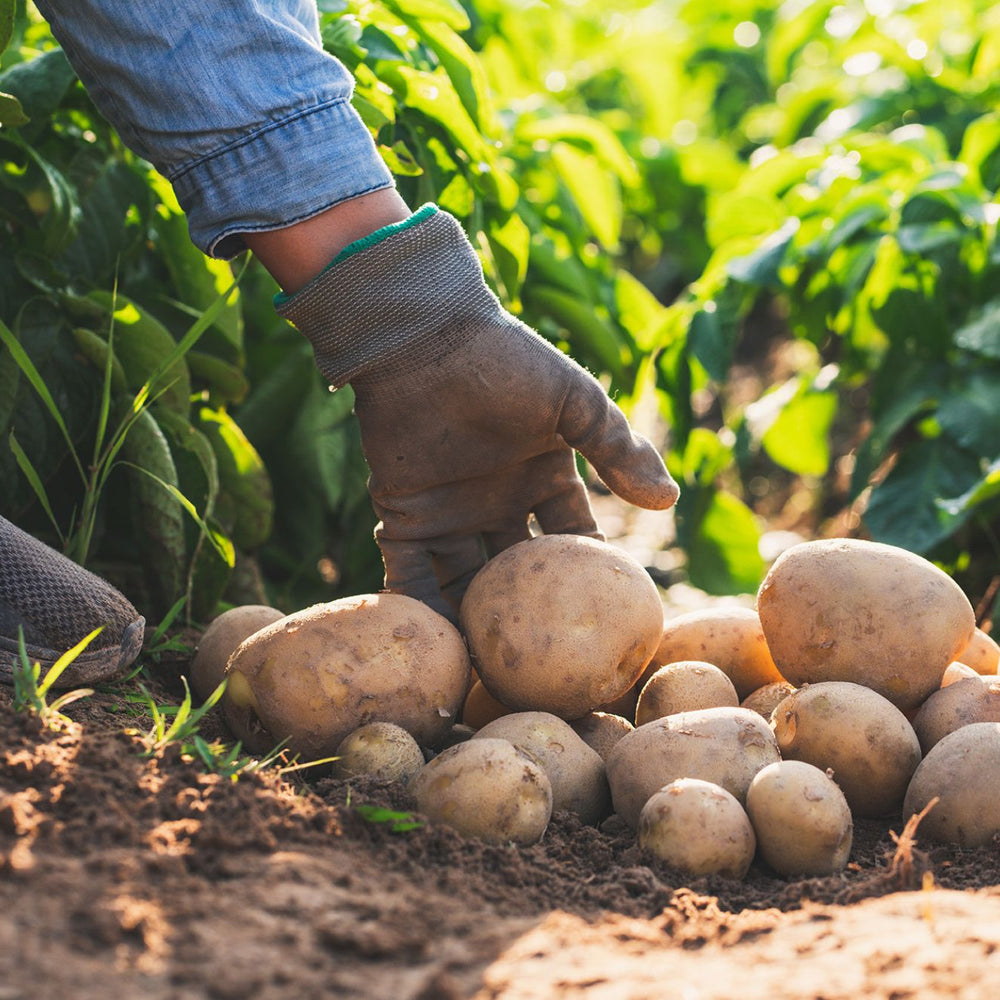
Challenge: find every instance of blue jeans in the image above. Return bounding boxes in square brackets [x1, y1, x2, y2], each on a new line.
[34, 1, 394, 258]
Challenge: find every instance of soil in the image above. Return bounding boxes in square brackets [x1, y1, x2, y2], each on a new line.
[5, 644, 1000, 1000]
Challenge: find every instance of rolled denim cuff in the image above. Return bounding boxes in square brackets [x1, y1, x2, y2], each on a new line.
[171, 97, 394, 259]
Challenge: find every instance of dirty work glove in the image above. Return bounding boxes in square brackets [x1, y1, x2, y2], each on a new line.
[0, 515, 145, 688]
[276, 205, 679, 614]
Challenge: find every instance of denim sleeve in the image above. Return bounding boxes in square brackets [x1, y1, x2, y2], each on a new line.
[34, 0, 394, 257]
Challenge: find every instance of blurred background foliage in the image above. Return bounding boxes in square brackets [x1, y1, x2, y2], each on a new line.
[2, 0, 1000, 627]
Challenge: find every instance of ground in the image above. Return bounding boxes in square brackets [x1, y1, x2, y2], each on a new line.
[4, 494, 1000, 999]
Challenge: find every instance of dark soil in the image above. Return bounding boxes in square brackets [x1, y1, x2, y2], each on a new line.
[5, 652, 1000, 1000]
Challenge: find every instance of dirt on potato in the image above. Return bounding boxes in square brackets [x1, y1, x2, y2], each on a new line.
[5, 656, 1000, 1000]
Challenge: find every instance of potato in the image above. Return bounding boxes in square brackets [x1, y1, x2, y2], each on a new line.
[771, 681, 921, 818]
[941, 662, 980, 687]
[412, 738, 553, 845]
[472, 711, 611, 825]
[638, 779, 755, 879]
[459, 535, 664, 720]
[461, 678, 513, 730]
[741, 681, 796, 720]
[223, 594, 471, 759]
[903, 723, 1000, 847]
[570, 712, 634, 761]
[639, 607, 784, 700]
[635, 661, 739, 726]
[598, 685, 640, 726]
[746, 761, 853, 877]
[189, 604, 285, 702]
[606, 706, 781, 829]
[757, 539, 976, 710]
[955, 627, 1000, 675]
[333, 722, 426, 784]
[911, 676, 1000, 753]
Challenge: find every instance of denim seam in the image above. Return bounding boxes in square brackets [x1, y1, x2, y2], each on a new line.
[167, 95, 354, 183]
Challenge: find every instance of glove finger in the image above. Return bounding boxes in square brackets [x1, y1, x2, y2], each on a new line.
[377, 535, 461, 622]
[557, 376, 680, 511]
[532, 477, 603, 539]
[482, 522, 533, 559]
[428, 534, 489, 611]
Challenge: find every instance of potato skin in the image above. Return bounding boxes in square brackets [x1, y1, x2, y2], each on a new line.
[955, 628, 1000, 675]
[606, 706, 780, 829]
[189, 604, 285, 702]
[757, 539, 975, 710]
[638, 779, 755, 879]
[640, 607, 784, 700]
[635, 661, 739, 726]
[222, 594, 471, 758]
[911, 676, 1000, 753]
[459, 535, 664, 720]
[461, 678, 513, 730]
[333, 722, 426, 784]
[741, 681, 796, 720]
[771, 681, 921, 818]
[472, 712, 611, 825]
[412, 738, 553, 845]
[903, 723, 1000, 847]
[570, 712, 634, 761]
[746, 761, 853, 877]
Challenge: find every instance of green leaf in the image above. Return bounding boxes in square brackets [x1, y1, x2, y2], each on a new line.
[0, 90, 27, 127]
[935, 372, 1000, 458]
[614, 271, 669, 352]
[938, 457, 1000, 517]
[351, 803, 425, 833]
[862, 438, 982, 554]
[676, 487, 764, 595]
[186, 351, 250, 405]
[954, 298, 1000, 359]
[518, 115, 639, 187]
[959, 112, 1000, 190]
[381, 0, 469, 31]
[8, 429, 61, 542]
[0, 0, 13, 54]
[0, 49, 75, 122]
[378, 140, 423, 177]
[727, 218, 798, 288]
[551, 140, 622, 249]
[0, 335, 19, 436]
[487, 211, 530, 307]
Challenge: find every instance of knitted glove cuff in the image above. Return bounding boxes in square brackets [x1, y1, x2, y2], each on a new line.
[275, 208, 506, 390]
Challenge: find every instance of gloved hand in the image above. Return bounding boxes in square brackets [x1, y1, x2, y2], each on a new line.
[277, 206, 679, 615]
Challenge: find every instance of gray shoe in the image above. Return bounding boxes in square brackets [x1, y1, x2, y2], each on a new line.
[0, 516, 145, 688]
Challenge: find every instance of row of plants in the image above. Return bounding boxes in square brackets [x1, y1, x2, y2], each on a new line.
[2, 0, 999, 625]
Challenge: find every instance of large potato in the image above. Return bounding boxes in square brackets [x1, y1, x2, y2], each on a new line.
[223, 594, 471, 758]
[472, 712, 611, 825]
[639, 607, 785, 700]
[461, 678, 513, 730]
[412, 738, 553, 845]
[635, 661, 739, 726]
[911, 676, 1000, 753]
[638, 779, 756, 879]
[771, 681, 921, 818]
[757, 539, 975, 710]
[570, 712, 634, 761]
[606, 706, 780, 829]
[459, 535, 664, 720]
[746, 761, 853, 878]
[903, 723, 1000, 847]
[189, 604, 285, 702]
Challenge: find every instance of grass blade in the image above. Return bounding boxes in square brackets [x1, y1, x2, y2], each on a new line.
[36, 626, 104, 698]
[0, 316, 85, 481]
[8, 429, 65, 545]
[93, 272, 120, 468]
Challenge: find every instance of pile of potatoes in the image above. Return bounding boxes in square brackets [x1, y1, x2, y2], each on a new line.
[194, 534, 1000, 879]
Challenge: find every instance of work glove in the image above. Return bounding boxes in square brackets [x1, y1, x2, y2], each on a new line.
[277, 206, 679, 615]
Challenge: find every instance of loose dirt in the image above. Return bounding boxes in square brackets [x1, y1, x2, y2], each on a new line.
[4, 657, 1000, 1000]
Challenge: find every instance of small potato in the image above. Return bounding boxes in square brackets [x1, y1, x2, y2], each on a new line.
[333, 722, 425, 784]
[189, 604, 285, 702]
[640, 607, 785, 700]
[460, 535, 664, 720]
[746, 761, 853, 877]
[955, 628, 1000, 675]
[223, 594, 471, 759]
[941, 662, 980, 687]
[741, 681, 796, 720]
[911, 676, 1000, 753]
[771, 682, 921, 818]
[570, 712, 634, 761]
[903, 723, 1000, 847]
[606, 706, 781, 829]
[757, 539, 975, 710]
[412, 738, 552, 845]
[638, 779, 755, 879]
[635, 661, 739, 726]
[461, 678, 513, 730]
[473, 712, 611, 825]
